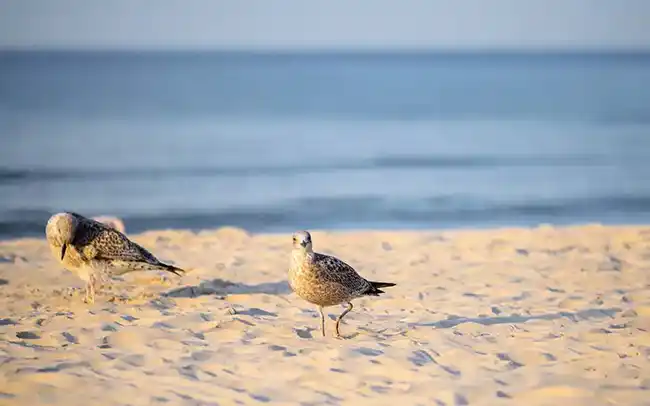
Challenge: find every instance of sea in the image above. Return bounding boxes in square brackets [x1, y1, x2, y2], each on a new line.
[1, 51, 650, 239]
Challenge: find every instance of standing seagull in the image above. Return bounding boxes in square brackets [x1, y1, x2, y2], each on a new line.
[289, 230, 396, 338]
[45, 212, 185, 303]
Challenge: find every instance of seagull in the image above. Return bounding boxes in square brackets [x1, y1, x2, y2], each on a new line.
[288, 230, 396, 338]
[45, 212, 184, 303]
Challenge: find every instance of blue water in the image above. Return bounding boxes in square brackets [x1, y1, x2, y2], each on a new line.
[1, 51, 650, 239]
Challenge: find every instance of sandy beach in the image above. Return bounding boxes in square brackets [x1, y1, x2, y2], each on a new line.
[1, 224, 649, 405]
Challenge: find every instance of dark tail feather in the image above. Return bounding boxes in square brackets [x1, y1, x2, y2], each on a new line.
[365, 280, 396, 295]
[161, 263, 185, 277]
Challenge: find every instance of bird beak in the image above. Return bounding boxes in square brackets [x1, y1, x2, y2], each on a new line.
[300, 240, 308, 247]
[60, 244, 67, 260]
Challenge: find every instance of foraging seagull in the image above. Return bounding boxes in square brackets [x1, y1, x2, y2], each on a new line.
[45, 212, 185, 303]
[288, 230, 396, 338]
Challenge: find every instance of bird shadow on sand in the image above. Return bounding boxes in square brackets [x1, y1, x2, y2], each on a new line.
[0, 279, 8, 286]
[411, 307, 621, 329]
[293, 326, 360, 340]
[163, 278, 291, 298]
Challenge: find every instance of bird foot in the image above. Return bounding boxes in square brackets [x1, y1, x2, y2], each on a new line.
[84, 289, 95, 304]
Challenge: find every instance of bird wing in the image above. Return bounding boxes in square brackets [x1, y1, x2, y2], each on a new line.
[72, 216, 159, 264]
[312, 253, 371, 294]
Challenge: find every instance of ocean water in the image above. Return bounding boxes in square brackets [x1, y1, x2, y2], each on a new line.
[1, 51, 650, 239]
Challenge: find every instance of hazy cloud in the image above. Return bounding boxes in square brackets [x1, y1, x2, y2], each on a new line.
[1, 0, 649, 50]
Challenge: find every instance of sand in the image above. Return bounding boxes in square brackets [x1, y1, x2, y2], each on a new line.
[1, 224, 649, 406]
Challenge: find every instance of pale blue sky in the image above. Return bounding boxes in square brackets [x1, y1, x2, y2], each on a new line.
[1, 0, 649, 50]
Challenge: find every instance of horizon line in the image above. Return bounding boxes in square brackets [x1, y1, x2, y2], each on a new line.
[2, 46, 650, 55]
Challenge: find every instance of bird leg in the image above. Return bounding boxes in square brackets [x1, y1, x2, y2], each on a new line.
[318, 306, 326, 337]
[84, 274, 97, 304]
[335, 302, 354, 338]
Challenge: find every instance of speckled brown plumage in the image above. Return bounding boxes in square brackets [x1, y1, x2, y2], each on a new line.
[45, 212, 184, 303]
[288, 230, 395, 337]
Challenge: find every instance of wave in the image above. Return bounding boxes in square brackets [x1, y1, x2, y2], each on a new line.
[0, 154, 610, 184]
[2, 195, 650, 239]
[371, 155, 604, 169]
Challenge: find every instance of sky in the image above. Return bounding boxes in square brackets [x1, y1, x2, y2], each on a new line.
[1, 0, 649, 51]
